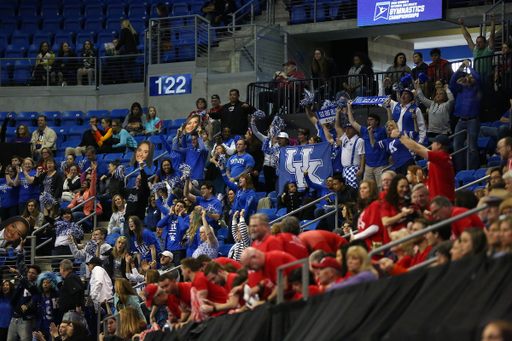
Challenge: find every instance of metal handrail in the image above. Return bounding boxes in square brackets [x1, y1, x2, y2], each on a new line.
[276, 258, 308, 304]
[101, 313, 121, 337]
[124, 151, 168, 185]
[456, 175, 490, 192]
[132, 265, 182, 290]
[230, 0, 254, 30]
[269, 192, 335, 225]
[408, 257, 437, 271]
[369, 204, 488, 257]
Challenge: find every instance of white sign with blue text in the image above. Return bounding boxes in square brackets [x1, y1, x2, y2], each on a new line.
[316, 107, 337, 125]
[149, 74, 192, 97]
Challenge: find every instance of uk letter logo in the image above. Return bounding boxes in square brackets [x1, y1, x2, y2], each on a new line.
[284, 147, 323, 190]
[374, 1, 390, 21]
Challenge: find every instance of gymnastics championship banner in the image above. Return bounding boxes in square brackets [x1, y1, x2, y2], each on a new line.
[351, 96, 389, 105]
[357, 0, 443, 27]
[278, 142, 333, 193]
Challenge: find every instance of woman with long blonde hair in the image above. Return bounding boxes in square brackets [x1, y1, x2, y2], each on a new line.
[389, 229, 415, 268]
[327, 246, 378, 292]
[119, 306, 146, 340]
[115, 19, 140, 83]
[183, 209, 203, 257]
[106, 236, 131, 280]
[114, 278, 146, 321]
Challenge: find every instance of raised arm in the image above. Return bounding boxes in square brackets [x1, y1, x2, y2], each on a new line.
[202, 211, 217, 246]
[459, 18, 475, 51]
[334, 107, 345, 138]
[250, 119, 266, 142]
[398, 131, 429, 160]
[183, 179, 197, 204]
[489, 14, 495, 50]
[305, 105, 318, 126]
[346, 101, 361, 132]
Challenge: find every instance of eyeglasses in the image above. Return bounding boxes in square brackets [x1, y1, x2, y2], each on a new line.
[42, 151, 49, 154]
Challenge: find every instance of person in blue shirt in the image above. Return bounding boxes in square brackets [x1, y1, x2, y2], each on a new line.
[17, 158, 41, 214]
[0, 280, 15, 340]
[0, 165, 20, 221]
[160, 135, 186, 172]
[450, 59, 483, 173]
[172, 131, 209, 181]
[226, 139, 255, 182]
[220, 170, 257, 220]
[304, 171, 336, 218]
[157, 200, 189, 265]
[32, 272, 62, 341]
[479, 109, 510, 142]
[83, 146, 108, 179]
[184, 179, 222, 230]
[346, 101, 389, 188]
[370, 121, 416, 176]
[128, 216, 161, 263]
[111, 119, 138, 153]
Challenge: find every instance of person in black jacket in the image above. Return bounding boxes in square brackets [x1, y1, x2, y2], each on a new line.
[216, 0, 238, 26]
[58, 259, 87, 328]
[208, 89, 255, 136]
[51, 42, 77, 86]
[65, 116, 100, 157]
[115, 19, 140, 84]
[97, 160, 125, 219]
[6, 238, 41, 341]
[121, 161, 150, 251]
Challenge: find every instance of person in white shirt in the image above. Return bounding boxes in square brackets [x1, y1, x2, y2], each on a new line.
[69, 227, 111, 265]
[87, 256, 113, 313]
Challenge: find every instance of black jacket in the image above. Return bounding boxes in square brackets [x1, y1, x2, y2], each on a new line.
[209, 100, 255, 136]
[116, 28, 140, 55]
[58, 272, 85, 313]
[78, 129, 99, 149]
[122, 168, 149, 221]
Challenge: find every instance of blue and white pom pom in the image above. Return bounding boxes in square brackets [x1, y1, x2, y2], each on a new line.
[418, 72, 429, 84]
[336, 97, 349, 110]
[251, 110, 266, 120]
[113, 165, 126, 181]
[299, 89, 315, 107]
[321, 100, 335, 110]
[197, 110, 207, 120]
[270, 115, 286, 137]
[78, 158, 87, 170]
[168, 175, 184, 190]
[179, 163, 192, 181]
[392, 82, 404, 93]
[151, 181, 167, 194]
[400, 74, 414, 86]
[60, 160, 68, 173]
[204, 204, 217, 214]
[217, 153, 226, 168]
[37, 271, 62, 293]
[40, 191, 57, 208]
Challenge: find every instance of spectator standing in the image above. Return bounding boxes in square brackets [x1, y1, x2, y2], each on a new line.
[192, 210, 219, 259]
[33, 158, 63, 216]
[275, 217, 309, 260]
[58, 259, 85, 324]
[428, 48, 453, 82]
[31, 115, 57, 158]
[32, 272, 62, 341]
[114, 279, 145, 321]
[17, 159, 40, 213]
[121, 161, 150, 243]
[128, 216, 162, 263]
[87, 256, 113, 336]
[449, 60, 483, 172]
[173, 131, 209, 181]
[157, 201, 189, 265]
[346, 101, 387, 187]
[114, 19, 140, 83]
[184, 179, 222, 230]
[209, 89, 255, 136]
[400, 133, 455, 202]
[459, 15, 495, 74]
[414, 79, 454, 138]
[411, 52, 429, 79]
[0, 280, 14, 340]
[221, 173, 257, 220]
[226, 139, 255, 182]
[311, 48, 338, 99]
[386, 52, 412, 84]
[229, 209, 252, 261]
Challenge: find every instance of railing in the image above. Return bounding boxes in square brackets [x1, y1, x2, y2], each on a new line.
[456, 174, 490, 191]
[284, 0, 357, 24]
[0, 57, 97, 87]
[102, 312, 121, 338]
[327, 74, 371, 100]
[247, 77, 326, 115]
[148, 15, 210, 66]
[98, 53, 146, 86]
[369, 204, 488, 258]
[276, 258, 309, 304]
[229, 0, 255, 32]
[124, 151, 168, 185]
[270, 192, 337, 226]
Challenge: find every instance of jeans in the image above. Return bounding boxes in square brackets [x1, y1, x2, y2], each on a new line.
[479, 125, 509, 142]
[111, 226, 123, 235]
[453, 117, 480, 173]
[171, 249, 187, 269]
[7, 317, 34, 341]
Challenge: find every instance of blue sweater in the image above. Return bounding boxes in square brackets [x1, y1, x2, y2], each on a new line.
[222, 175, 257, 218]
[112, 129, 138, 151]
[305, 174, 335, 206]
[450, 66, 483, 118]
[172, 137, 208, 180]
[0, 294, 14, 328]
[157, 213, 189, 251]
[0, 178, 19, 208]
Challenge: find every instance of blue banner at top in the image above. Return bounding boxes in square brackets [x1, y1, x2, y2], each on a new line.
[352, 96, 389, 105]
[358, 0, 443, 27]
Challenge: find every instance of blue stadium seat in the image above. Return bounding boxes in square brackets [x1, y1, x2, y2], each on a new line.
[417, 159, 428, 168]
[175, 43, 195, 61]
[43, 20, 63, 35]
[454, 170, 475, 188]
[121, 152, 133, 164]
[61, 110, 83, 128]
[85, 4, 104, 17]
[54, 31, 76, 47]
[85, 110, 109, 125]
[40, 111, 61, 126]
[16, 111, 39, 127]
[41, 4, 61, 17]
[301, 220, 319, 231]
[255, 191, 266, 201]
[217, 228, 228, 242]
[473, 168, 487, 179]
[0, 5, 15, 18]
[491, 121, 507, 129]
[257, 208, 278, 221]
[76, 33, 95, 49]
[218, 244, 233, 257]
[68, 126, 88, 141]
[0, 60, 13, 84]
[147, 135, 162, 150]
[21, 18, 40, 32]
[109, 108, 129, 120]
[97, 32, 115, 45]
[0, 32, 9, 54]
[63, 18, 83, 31]
[28, 44, 39, 58]
[13, 60, 32, 84]
[129, 19, 145, 32]
[106, 4, 126, 17]
[33, 31, 53, 47]
[103, 153, 124, 163]
[309, 4, 326, 22]
[18, 4, 38, 17]
[54, 127, 68, 145]
[129, 4, 147, 16]
[105, 19, 124, 30]
[85, 18, 105, 31]
[105, 233, 120, 246]
[57, 140, 77, 157]
[172, 3, 189, 16]
[191, 2, 203, 15]
[5, 126, 18, 140]
[290, 5, 307, 24]
[63, 5, 82, 17]
[0, 20, 18, 32]
[11, 31, 31, 47]
[168, 118, 186, 129]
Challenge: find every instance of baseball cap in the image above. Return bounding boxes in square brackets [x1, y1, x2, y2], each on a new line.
[432, 134, 450, 147]
[144, 284, 159, 308]
[311, 257, 341, 271]
[86, 257, 102, 266]
[282, 59, 297, 66]
[211, 94, 220, 100]
[343, 122, 353, 129]
[277, 132, 289, 139]
[401, 88, 414, 98]
[159, 250, 174, 259]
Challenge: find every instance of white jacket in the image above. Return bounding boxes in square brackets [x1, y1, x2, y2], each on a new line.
[90, 265, 113, 311]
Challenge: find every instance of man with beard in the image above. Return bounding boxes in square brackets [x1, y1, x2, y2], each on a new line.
[249, 213, 283, 252]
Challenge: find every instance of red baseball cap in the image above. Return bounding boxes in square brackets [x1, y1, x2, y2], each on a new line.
[144, 284, 159, 308]
[283, 59, 296, 66]
[311, 257, 341, 271]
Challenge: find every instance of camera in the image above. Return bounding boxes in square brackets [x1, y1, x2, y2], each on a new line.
[403, 194, 412, 208]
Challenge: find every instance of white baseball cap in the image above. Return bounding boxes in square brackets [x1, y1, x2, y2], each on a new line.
[277, 132, 289, 139]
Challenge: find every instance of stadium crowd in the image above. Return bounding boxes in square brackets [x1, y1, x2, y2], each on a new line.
[1, 18, 512, 341]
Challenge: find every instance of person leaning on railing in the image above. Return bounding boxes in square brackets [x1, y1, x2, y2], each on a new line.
[77, 40, 96, 86]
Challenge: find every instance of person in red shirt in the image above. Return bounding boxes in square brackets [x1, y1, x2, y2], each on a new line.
[409, 218, 433, 267]
[298, 230, 348, 254]
[202, 261, 246, 313]
[429, 195, 485, 240]
[288, 267, 321, 300]
[275, 216, 308, 260]
[311, 256, 345, 291]
[345, 180, 389, 257]
[158, 272, 192, 324]
[214, 257, 243, 270]
[381, 175, 415, 233]
[240, 248, 298, 302]
[428, 48, 453, 82]
[399, 133, 455, 202]
[181, 257, 228, 320]
[250, 213, 284, 252]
